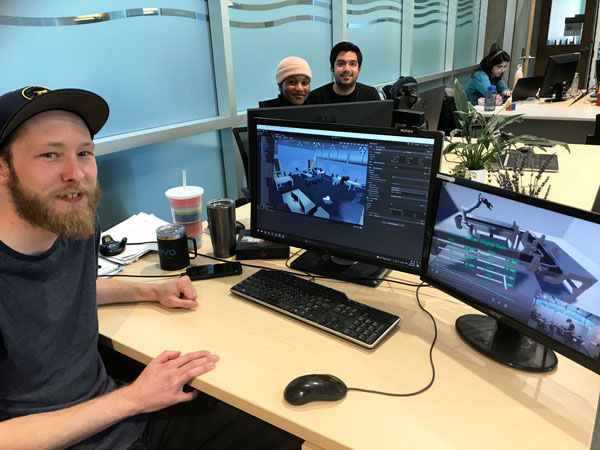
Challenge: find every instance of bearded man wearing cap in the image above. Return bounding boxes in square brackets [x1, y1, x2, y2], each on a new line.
[308, 41, 380, 104]
[259, 56, 312, 107]
[0, 86, 302, 449]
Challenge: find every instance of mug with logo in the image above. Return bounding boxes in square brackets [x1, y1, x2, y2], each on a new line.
[156, 224, 197, 271]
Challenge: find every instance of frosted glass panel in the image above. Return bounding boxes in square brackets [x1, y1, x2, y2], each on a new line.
[0, 0, 217, 138]
[412, 0, 449, 76]
[347, 0, 403, 85]
[229, 0, 332, 111]
[453, 0, 481, 68]
[97, 131, 224, 229]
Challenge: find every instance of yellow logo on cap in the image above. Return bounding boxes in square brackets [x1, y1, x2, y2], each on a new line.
[22, 86, 52, 100]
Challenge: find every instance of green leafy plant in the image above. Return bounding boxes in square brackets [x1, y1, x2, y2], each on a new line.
[444, 79, 569, 171]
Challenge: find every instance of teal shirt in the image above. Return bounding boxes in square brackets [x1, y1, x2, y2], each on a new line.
[465, 70, 509, 105]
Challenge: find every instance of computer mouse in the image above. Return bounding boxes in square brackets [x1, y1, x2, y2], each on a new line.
[283, 374, 347, 406]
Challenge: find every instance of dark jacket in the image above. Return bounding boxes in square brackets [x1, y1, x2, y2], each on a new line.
[259, 94, 299, 108]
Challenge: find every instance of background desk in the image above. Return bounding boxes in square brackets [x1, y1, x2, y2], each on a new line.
[98, 205, 599, 449]
[441, 142, 600, 212]
[475, 96, 599, 144]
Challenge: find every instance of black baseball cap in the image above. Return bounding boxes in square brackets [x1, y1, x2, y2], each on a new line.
[0, 85, 109, 147]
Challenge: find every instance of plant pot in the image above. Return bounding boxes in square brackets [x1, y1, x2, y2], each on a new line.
[464, 168, 486, 183]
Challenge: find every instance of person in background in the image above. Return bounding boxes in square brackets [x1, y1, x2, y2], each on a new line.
[0, 86, 302, 449]
[307, 41, 380, 104]
[465, 43, 512, 105]
[564, 318, 576, 344]
[259, 56, 312, 107]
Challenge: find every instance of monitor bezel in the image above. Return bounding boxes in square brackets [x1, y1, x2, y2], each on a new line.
[249, 117, 444, 275]
[421, 173, 600, 374]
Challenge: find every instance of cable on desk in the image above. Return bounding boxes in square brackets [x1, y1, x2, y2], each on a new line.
[100, 248, 427, 287]
[285, 248, 316, 282]
[345, 283, 437, 397]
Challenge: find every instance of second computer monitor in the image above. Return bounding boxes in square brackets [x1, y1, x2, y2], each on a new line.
[539, 52, 580, 102]
[247, 100, 395, 130]
[422, 175, 600, 374]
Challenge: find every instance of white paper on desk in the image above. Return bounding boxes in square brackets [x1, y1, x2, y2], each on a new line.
[100, 212, 169, 264]
[98, 256, 123, 277]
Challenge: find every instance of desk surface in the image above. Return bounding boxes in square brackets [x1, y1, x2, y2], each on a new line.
[441, 142, 600, 212]
[98, 204, 599, 450]
[475, 95, 599, 121]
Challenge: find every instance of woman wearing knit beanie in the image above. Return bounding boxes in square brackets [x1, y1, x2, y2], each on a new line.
[259, 56, 312, 107]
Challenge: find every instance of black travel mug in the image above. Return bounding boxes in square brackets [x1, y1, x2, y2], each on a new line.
[206, 199, 236, 258]
[156, 224, 197, 271]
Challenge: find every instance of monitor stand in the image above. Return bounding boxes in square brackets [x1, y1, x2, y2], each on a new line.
[290, 250, 390, 287]
[545, 82, 566, 102]
[455, 314, 557, 373]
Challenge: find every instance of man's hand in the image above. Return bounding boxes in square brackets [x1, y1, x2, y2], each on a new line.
[0, 349, 219, 449]
[156, 275, 198, 309]
[123, 350, 219, 414]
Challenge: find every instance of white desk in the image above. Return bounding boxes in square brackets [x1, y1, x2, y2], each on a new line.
[475, 96, 599, 144]
[441, 142, 600, 212]
[344, 180, 362, 191]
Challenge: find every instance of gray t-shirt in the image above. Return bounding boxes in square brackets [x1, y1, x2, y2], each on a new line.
[0, 223, 145, 449]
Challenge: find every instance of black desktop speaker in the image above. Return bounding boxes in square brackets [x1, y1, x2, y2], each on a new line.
[235, 230, 289, 260]
[392, 109, 425, 128]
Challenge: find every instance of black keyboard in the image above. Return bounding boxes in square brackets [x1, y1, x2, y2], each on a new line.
[230, 269, 400, 349]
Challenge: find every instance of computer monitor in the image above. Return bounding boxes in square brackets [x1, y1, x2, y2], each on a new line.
[422, 175, 600, 374]
[250, 117, 443, 287]
[539, 52, 581, 102]
[414, 85, 446, 131]
[248, 99, 394, 130]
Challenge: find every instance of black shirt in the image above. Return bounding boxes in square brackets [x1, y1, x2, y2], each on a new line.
[307, 82, 380, 104]
[258, 94, 298, 108]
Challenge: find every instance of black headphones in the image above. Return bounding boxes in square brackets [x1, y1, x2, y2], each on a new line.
[489, 49, 507, 61]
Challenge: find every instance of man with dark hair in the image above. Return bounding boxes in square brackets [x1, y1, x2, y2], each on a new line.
[308, 41, 380, 104]
[0, 86, 301, 449]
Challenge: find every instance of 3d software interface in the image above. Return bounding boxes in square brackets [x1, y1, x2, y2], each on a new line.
[427, 181, 600, 359]
[255, 124, 436, 268]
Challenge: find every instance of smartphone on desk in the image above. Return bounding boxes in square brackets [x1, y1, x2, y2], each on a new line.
[186, 262, 242, 280]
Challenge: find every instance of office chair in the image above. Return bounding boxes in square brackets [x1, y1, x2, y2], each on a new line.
[232, 126, 250, 203]
[438, 92, 458, 135]
[592, 184, 600, 214]
[586, 114, 600, 145]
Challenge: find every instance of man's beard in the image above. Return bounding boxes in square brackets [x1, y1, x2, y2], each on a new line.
[7, 167, 101, 240]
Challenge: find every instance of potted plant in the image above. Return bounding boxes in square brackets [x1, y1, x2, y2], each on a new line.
[444, 78, 569, 182]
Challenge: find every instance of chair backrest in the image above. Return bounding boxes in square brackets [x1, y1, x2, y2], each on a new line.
[232, 126, 249, 180]
[586, 114, 600, 145]
[232, 126, 250, 201]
